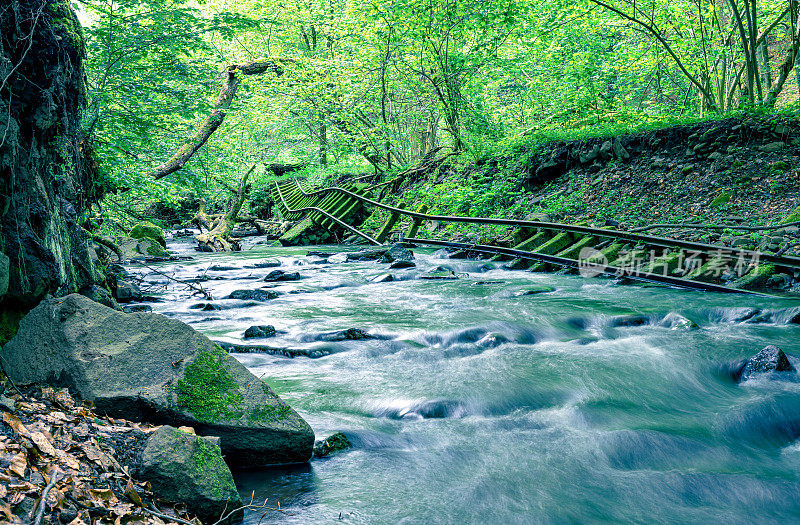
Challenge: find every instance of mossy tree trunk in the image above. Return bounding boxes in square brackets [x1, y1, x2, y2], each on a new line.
[0, 0, 101, 321]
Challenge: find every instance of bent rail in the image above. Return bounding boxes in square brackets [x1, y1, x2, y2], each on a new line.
[274, 177, 800, 296]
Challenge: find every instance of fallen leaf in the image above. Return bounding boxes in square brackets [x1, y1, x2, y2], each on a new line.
[8, 452, 26, 478]
[2, 413, 30, 438]
[0, 503, 12, 520]
[125, 481, 143, 507]
[29, 431, 57, 456]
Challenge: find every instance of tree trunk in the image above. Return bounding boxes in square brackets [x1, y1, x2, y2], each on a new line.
[195, 165, 256, 251]
[0, 0, 102, 315]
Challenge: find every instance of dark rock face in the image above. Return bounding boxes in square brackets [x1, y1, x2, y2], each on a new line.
[136, 426, 242, 524]
[228, 289, 280, 301]
[3, 294, 315, 466]
[244, 325, 276, 339]
[313, 432, 352, 458]
[0, 0, 102, 312]
[736, 345, 796, 382]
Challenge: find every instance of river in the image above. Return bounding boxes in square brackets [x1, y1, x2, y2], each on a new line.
[131, 233, 800, 524]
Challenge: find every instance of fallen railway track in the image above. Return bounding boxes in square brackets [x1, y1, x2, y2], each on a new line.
[273, 178, 800, 296]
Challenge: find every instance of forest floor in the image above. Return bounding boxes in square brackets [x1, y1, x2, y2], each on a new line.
[369, 114, 800, 257]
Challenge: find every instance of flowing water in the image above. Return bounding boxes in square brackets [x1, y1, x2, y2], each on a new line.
[133, 233, 800, 524]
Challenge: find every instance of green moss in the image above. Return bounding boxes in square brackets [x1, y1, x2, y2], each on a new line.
[781, 206, 800, 224]
[130, 221, 166, 247]
[246, 403, 293, 423]
[175, 347, 244, 423]
[46, 0, 84, 50]
[710, 190, 732, 208]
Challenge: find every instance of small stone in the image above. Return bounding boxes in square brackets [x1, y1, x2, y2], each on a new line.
[208, 264, 237, 271]
[264, 270, 301, 282]
[313, 432, 352, 458]
[243, 325, 276, 339]
[609, 314, 650, 327]
[123, 304, 152, 313]
[228, 289, 280, 301]
[759, 141, 785, 153]
[316, 328, 373, 342]
[189, 302, 222, 311]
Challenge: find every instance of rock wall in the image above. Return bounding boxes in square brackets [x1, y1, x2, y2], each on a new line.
[0, 0, 100, 320]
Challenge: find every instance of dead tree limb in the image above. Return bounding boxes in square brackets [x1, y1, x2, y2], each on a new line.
[196, 164, 257, 251]
[149, 59, 294, 180]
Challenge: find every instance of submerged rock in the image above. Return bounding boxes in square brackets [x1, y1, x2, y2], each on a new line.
[136, 426, 242, 523]
[658, 312, 698, 330]
[389, 260, 416, 269]
[609, 314, 650, 327]
[513, 286, 556, 296]
[315, 328, 374, 342]
[247, 260, 281, 269]
[123, 304, 153, 314]
[189, 302, 222, 311]
[371, 273, 395, 283]
[244, 325, 276, 339]
[735, 345, 796, 382]
[313, 432, 352, 458]
[228, 289, 280, 301]
[264, 270, 301, 282]
[2, 294, 314, 466]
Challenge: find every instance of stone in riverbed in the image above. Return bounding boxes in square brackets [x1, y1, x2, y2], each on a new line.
[735, 345, 796, 382]
[315, 328, 373, 342]
[609, 314, 650, 327]
[244, 325, 276, 339]
[189, 302, 222, 311]
[2, 294, 314, 466]
[228, 289, 280, 301]
[389, 260, 416, 269]
[246, 260, 281, 269]
[136, 426, 242, 524]
[129, 221, 166, 248]
[380, 244, 414, 263]
[123, 304, 152, 314]
[264, 270, 301, 282]
[313, 432, 352, 458]
[80, 285, 119, 310]
[371, 273, 394, 283]
[513, 286, 555, 296]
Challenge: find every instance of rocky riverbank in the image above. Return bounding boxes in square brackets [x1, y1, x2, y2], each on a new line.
[0, 293, 316, 523]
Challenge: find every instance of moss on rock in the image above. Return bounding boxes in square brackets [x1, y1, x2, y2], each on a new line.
[175, 346, 245, 423]
[130, 222, 166, 247]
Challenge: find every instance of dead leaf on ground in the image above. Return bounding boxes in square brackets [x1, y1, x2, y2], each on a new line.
[8, 452, 26, 478]
[29, 431, 57, 456]
[2, 413, 30, 438]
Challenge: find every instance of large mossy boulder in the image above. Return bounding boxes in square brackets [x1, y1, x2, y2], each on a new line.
[1, 294, 314, 466]
[129, 221, 166, 247]
[137, 426, 242, 524]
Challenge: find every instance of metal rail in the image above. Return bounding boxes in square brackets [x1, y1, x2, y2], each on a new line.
[274, 178, 798, 295]
[403, 237, 772, 297]
[285, 178, 800, 270]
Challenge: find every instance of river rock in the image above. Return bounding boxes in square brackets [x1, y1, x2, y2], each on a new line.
[315, 328, 373, 342]
[513, 285, 556, 296]
[123, 304, 152, 313]
[389, 260, 416, 269]
[246, 260, 282, 269]
[244, 325, 276, 339]
[347, 248, 388, 261]
[658, 312, 698, 330]
[380, 244, 414, 263]
[228, 289, 280, 301]
[114, 280, 141, 302]
[2, 294, 314, 466]
[264, 270, 301, 282]
[609, 314, 650, 327]
[136, 426, 242, 524]
[190, 302, 222, 311]
[736, 345, 796, 382]
[313, 432, 352, 458]
[371, 273, 394, 283]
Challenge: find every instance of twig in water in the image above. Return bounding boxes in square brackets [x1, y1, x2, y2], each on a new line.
[129, 261, 212, 300]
